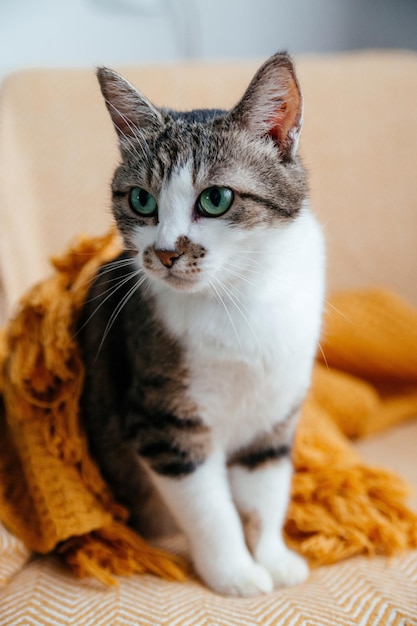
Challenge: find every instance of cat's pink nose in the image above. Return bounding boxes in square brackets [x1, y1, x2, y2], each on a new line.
[155, 248, 180, 268]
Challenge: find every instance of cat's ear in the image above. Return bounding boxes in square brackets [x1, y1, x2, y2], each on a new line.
[97, 67, 163, 144]
[229, 53, 303, 161]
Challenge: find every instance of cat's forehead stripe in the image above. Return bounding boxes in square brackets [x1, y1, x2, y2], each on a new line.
[156, 160, 196, 250]
[150, 123, 194, 184]
[149, 119, 216, 188]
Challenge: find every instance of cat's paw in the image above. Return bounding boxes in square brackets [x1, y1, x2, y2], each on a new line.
[202, 561, 274, 597]
[257, 547, 309, 587]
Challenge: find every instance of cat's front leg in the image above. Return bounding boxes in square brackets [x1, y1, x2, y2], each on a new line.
[229, 454, 309, 588]
[148, 452, 274, 597]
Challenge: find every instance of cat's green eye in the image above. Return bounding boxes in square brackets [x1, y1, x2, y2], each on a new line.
[129, 187, 157, 216]
[197, 186, 234, 217]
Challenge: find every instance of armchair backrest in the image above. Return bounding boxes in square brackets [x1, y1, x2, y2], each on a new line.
[1, 51, 416, 323]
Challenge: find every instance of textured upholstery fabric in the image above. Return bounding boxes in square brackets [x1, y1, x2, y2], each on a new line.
[1, 531, 416, 625]
[0, 51, 417, 624]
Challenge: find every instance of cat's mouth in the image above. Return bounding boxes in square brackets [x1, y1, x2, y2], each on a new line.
[163, 271, 205, 293]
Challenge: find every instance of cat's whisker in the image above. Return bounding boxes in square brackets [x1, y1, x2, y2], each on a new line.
[85, 255, 135, 274]
[229, 257, 295, 290]
[232, 252, 272, 273]
[212, 276, 264, 359]
[222, 261, 259, 287]
[317, 342, 330, 371]
[74, 267, 141, 338]
[84, 270, 140, 302]
[226, 271, 257, 288]
[236, 248, 328, 294]
[227, 253, 283, 276]
[320, 217, 332, 232]
[207, 278, 245, 355]
[324, 299, 354, 324]
[94, 273, 147, 361]
[217, 280, 255, 320]
[229, 260, 262, 274]
[235, 248, 260, 252]
[216, 279, 268, 374]
[72, 256, 137, 293]
[135, 271, 152, 299]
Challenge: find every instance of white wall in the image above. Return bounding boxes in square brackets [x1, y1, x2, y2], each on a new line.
[0, 0, 416, 81]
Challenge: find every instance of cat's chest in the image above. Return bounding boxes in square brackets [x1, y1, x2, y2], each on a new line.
[184, 316, 303, 448]
[186, 349, 283, 451]
[150, 284, 319, 452]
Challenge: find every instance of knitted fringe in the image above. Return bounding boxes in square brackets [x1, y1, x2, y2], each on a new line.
[287, 463, 417, 566]
[60, 521, 187, 585]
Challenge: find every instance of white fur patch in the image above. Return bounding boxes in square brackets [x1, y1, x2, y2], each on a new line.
[151, 205, 325, 453]
[156, 163, 196, 250]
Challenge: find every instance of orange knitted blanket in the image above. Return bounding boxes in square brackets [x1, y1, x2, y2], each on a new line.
[0, 231, 417, 585]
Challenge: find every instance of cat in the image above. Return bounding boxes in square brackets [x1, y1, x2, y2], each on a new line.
[77, 52, 325, 597]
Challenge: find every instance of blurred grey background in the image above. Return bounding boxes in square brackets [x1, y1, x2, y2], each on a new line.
[0, 0, 417, 81]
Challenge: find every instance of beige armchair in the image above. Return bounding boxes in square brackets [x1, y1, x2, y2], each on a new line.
[0, 51, 416, 624]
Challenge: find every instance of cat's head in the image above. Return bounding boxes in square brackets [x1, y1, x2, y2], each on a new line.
[97, 53, 307, 294]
